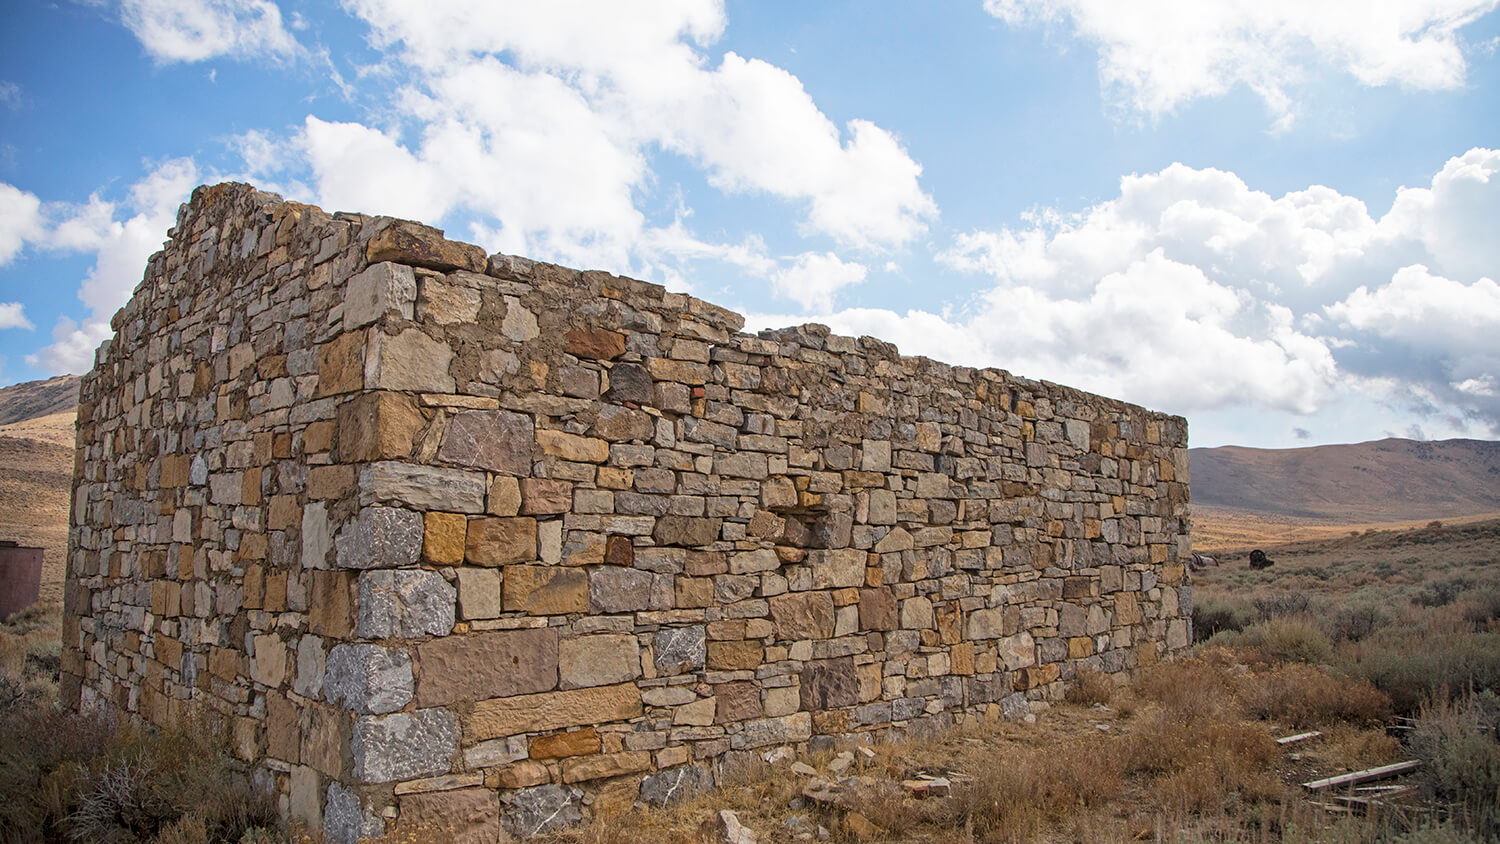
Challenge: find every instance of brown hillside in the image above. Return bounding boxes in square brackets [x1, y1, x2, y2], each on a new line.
[0, 434, 71, 604]
[0, 374, 80, 426]
[1190, 437, 1500, 524]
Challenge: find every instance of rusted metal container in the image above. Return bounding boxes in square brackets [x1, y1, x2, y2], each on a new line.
[0, 540, 43, 620]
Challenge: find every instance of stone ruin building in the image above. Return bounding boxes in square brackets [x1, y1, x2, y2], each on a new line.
[63, 183, 1192, 841]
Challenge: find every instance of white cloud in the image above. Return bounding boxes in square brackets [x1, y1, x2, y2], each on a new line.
[0, 183, 44, 264]
[27, 159, 198, 374]
[120, 0, 299, 63]
[0, 303, 32, 330]
[264, 0, 934, 274]
[917, 149, 1500, 430]
[771, 252, 868, 312]
[988, 0, 1499, 126]
[0, 81, 19, 109]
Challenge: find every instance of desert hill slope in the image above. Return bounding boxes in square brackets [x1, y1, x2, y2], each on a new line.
[1190, 437, 1500, 523]
[0, 374, 79, 426]
[0, 375, 80, 605]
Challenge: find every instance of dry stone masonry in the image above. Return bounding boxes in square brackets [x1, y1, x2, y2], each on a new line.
[64, 183, 1192, 842]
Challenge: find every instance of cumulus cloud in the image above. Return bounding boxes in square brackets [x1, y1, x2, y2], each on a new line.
[771, 252, 868, 312]
[27, 159, 198, 374]
[988, 0, 1499, 126]
[120, 0, 299, 63]
[0, 183, 44, 265]
[746, 147, 1499, 433]
[0, 303, 31, 330]
[243, 0, 933, 278]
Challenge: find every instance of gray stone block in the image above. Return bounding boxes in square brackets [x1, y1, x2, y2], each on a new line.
[351, 708, 458, 783]
[357, 569, 456, 639]
[323, 643, 413, 714]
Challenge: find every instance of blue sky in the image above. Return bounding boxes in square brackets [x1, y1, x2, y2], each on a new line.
[1, 0, 1498, 449]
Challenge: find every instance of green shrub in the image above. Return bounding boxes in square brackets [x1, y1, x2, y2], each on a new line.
[1343, 630, 1500, 716]
[1239, 616, 1334, 665]
[1324, 601, 1390, 643]
[1192, 595, 1256, 642]
[1407, 691, 1500, 839]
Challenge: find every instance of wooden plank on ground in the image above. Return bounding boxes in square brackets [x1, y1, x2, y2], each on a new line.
[1303, 760, 1421, 791]
[1277, 731, 1322, 745]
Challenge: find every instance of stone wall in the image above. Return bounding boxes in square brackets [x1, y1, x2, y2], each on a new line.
[65, 183, 1191, 842]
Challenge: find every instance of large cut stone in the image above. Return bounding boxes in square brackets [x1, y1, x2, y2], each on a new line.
[415, 628, 558, 706]
[559, 633, 640, 689]
[356, 569, 456, 638]
[322, 643, 413, 714]
[603, 362, 652, 404]
[438, 410, 533, 475]
[858, 588, 898, 631]
[360, 462, 487, 514]
[334, 391, 426, 463]
[640, 765, 715, 808]
[589, 567, 670, 613]
[366, 220, 487, 272]
[344, 262, 417, 330]
[799, 658, 858, 710]
[501, 784, 583, 838]
[466, 517, 537, 566]
[365, 328, 455, 393]
[732, 712, 812, 749]
[396, 788, 499, 844]
[653, 626, 706, 676]
[566, 327, 626, 361]
[416, 276, 482, 326]
[536, 430, 609, 462]
[334, 507, 422, 570]
[770, 592, 835, 640]
[469, 683, 643, 739]
[504, 565, 588, 614]
[351, 708, 458, 783]
[561, 750, 652, 783]
[592, 405, 655, 442]
[653, 516, 720, 546]
[323, 782, 385, 844]
[519, 478, 571, 515]
[998, 631, 1036, 670]
[809, 548, 865, 589]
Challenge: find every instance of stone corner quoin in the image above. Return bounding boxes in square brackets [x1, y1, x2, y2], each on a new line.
[62, 181, 1193, 842]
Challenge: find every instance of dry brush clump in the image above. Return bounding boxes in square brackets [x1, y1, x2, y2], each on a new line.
[1240, 662, 1392, 728]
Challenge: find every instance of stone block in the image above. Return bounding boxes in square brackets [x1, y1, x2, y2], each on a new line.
[733, 712, 812, 749]
[323, 643, 413, 714]
[592, 405, 654, 441]
[252, 633, 288, 687]
[519, 478, 572, 514]
[469, 684, 643, 740]
[455, 567, 501, 619]
[416, 274, 483, 325]
[466, 517, 537, 566]
[422, 511, 466, 565]
[323, 782, 385, 844]
[357, 569, 456, 639]
[714, 681, 762, 723]
[308, 571, 357, 638]
[335, 506, 423, 570]
[654, 626, 706, 675]
[603, 362, 652, 404]
[562, 750, 651, 783]
[858, 588, 898, 631]
[566, 327, 626, 360]
[316, 332, 366, 398]
[415, 628, 558, 706]
[351, 708, 457, 783]
[530, 727, 599, 759]
[501, 784, 583, 838]
[344, 261, 417, 330]
[439, 410, 533, 475]
[653, 516, 720, 546]
[800, 657, 858, 711]
[334, 391, 426, 463]
[809, 548, 865, 589]
[589, 567, 669, 613]
[396, 788, 500, 844]
[559, 633, 640, 689]
[770, 591, 835, 641]
[706, 640, 763, 671]
[536, 430, 609, 462]
[365, 328, 455, 393]
[640, 765, 715, 808]
[505, 565, 588, 614]
[360, 462, 487, 513]
[367, 220, 487, 272]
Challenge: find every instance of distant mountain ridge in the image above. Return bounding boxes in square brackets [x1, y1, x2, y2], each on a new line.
[1191, 437, 1500, 523]
[0, 375, 80, 426]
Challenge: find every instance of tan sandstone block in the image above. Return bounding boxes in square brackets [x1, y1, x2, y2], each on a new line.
[466, 517, 537, 566]
[423, 512, 467, 565]
[530, 727, 600, 759]
[396, 788, 500, 844]
[561, 751, 652, 784]
[504, 565, 588, 615]
[469, 683, 643, 740]
[335, 391, 426, 463]
[706, 640, 763, 671]
[536, 430, 610, 463]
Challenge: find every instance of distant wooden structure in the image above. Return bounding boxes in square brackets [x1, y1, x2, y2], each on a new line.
[0, 540, 42, 620]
